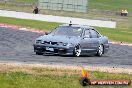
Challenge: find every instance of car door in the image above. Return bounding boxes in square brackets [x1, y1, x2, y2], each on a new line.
[89, 29, 100, 51]
[80, 29, 94, 53]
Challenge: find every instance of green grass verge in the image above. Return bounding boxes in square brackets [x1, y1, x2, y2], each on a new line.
[96, 27, 132, 42]
[89, 0, 132, 12]
[0, 68, 132, 88]
[12, 0, 37, 3]
[0, 16, 60, 30]
[0, 16, 132, 42]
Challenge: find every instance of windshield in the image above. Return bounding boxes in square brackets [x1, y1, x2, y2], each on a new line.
[51, 26, 83, 37]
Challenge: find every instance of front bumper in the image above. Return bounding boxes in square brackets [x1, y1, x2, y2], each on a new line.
[33, 44, 74, 55]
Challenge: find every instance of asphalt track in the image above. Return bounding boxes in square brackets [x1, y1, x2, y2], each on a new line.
[0, 27, 132, 68]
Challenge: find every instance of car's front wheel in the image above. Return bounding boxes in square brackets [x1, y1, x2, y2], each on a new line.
[97, 44, 104, 57]
[73, 45, 81, 57]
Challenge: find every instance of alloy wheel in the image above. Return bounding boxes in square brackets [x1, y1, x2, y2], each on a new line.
[74, 45, 81, 57]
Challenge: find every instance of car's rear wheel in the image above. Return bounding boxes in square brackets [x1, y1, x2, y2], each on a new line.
[97, 44, 104, 57]
[36, 52, 43, 55]
[73, 45, 81, 57]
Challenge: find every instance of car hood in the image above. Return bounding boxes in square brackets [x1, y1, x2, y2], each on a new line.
[36, 34, 80, 44]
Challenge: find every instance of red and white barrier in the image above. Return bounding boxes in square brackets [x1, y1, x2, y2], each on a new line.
[109, 41, 132, 46]
[0, 24, 46, 33]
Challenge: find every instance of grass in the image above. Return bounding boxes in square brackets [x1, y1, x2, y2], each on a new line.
[0, 16, 59, 30]
[0, 65, 132, 88]
[89, 0, 132, 12]
[0, 16, 132, 42]
[12, 0, 37, 3]
[96, 27, 132, 42]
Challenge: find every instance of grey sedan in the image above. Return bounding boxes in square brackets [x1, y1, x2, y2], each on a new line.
[33, 24, 109, 57]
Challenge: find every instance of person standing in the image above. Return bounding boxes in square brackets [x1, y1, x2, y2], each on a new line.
[124, 10, 128, 16]
[33, 7, 39, 14]
[121, 10, 124, 16]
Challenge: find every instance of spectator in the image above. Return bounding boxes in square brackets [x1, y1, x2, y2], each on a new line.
[121, 10, 124, 16]
[124, 10, 128, 16]
[33, 7, 39, 14]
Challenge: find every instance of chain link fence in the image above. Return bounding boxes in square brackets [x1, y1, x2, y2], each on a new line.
[38, 0, 88, 13]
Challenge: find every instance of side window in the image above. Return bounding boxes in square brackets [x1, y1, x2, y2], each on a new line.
[90, 29, 98, 38]
[84, 29, 90, 37]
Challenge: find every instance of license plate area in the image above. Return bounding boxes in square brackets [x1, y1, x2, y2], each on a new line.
[46, 47, 54, 51]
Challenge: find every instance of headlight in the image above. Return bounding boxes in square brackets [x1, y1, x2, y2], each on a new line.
[63, 43, 73, 46]
[41, 41, 44, 44]
[57, 42, 73, 46]
[63, 43, 68, 46]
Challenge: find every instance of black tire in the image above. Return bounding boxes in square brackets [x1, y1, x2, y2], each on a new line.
[36, 52, 43, 55]
[73, 44, 81, 57]
[96, 44, 104, 57]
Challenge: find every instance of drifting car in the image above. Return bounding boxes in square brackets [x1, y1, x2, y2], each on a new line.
[33, 24, 109, 57]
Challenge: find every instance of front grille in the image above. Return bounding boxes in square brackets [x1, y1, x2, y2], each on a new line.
[41, 41, 58, 45]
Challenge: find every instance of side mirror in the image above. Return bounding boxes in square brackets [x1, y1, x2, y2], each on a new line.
[83, 35, 90, 39]
[45, 32, 49, 35]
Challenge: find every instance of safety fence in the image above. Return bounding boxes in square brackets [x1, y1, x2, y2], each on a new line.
[38, 0, 88, 13]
